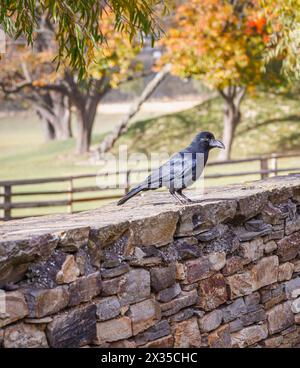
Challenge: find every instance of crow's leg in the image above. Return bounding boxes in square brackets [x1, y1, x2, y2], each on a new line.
[175, 192, 187, 204]
[177, 189, 193, 203]
[169, 189, 186, 204]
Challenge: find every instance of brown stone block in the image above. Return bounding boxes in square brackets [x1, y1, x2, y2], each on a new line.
[119, 269, 150, 306]
[208, 252, 226, 271]
[264, 240, 277, 254]
[231, 324, 268, 348]
[156, 283, 181, 303]
[226, 271, 253, 299]
[68, 272, 102, 306]
[198, 273, 228, 311]
[262, 202, 283, 225]
[173, 317, 201, 348]
[58, 227, 90, 252]
[56, 255, 80, 284]
[129, 299, 161, 335]
[185, 257, 211, 283]
[208, 324, 231, 348]
[3, 323, 48, 348]
[175, 262, 186, 280]
[240, 238, 264, 262]
[295, 313, 300, 324]
[227, 256, 279, 298]
[95, 316, 132, 345]
[0, 291, 29, 328]
[251, 256, 279, 291]
[101, 264, 130, 279]
[222, 256, 245, 276]
[175, 201, 237, 236]
[0, 234, 58, 287]
[222, 298, 247, 323]
[199, 310, 223, 332]
[150, 264, 176, 292]
[101, 276, 125, 296]
[277, 231, 300, 262]
[47, 304, 97, 347]
[263, 335, 283, 348]
[134, 320, 170, 346]
[25, 286, 69, 318]
[267, 301, 294, 335]
[278, 262, 294, 282]
[160, 290, 198, 317]
[285, 277, 300, 299]
[129, 211, 179, 247]
[95, 296, 121, 321]
[237, 192, 268, 219]
[291, 259, 300, 272]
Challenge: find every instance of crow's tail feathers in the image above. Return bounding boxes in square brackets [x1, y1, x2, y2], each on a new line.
[117, 186, 143, 206]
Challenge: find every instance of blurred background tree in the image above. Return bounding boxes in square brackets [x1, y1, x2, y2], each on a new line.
[0, 15, 73, 141]
[160, 0, 283, 160]
[0, 9, 144, 154]
[262, 0, 300, 79]
[0, 0, 167, 78]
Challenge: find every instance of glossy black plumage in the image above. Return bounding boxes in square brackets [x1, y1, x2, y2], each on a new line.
[117, 131, 225, 205]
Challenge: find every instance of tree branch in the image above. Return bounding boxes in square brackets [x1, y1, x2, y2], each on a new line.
[218, 88, 232, 104]
[0, 80, 69, 96]
[235, 86, 246, 107]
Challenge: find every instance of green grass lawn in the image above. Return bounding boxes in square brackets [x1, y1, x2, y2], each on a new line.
[115, 91, 300, 158]
[1, 91, 300, 219]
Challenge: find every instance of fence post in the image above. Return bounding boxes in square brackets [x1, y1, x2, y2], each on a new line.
[125, 170, 131, 194]
[4, 184, 12, 220]
[270, 154, 278, 177]
[260, 157, 269, 179]
[68, 178, 73, 214]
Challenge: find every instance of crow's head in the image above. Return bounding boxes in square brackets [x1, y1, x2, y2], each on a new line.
[192, 131, 225, 151]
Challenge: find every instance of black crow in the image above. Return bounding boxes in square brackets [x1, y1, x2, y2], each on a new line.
[117, 131, 225, 205]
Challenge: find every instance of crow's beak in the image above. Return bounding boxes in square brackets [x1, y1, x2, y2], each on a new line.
[209, 139, 225, 149]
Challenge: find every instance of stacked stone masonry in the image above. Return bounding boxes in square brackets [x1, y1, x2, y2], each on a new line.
[0, 175, 300, 348]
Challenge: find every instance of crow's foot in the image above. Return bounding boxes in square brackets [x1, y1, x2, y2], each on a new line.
[177, 190, 193, 204]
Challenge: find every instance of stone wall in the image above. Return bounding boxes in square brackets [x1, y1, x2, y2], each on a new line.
[0, 175, 300, 348]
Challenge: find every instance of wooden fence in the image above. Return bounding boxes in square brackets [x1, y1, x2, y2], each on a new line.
[1, 152, 300, 221]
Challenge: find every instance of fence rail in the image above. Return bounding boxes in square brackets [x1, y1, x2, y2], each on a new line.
[1, 152, 300, 221]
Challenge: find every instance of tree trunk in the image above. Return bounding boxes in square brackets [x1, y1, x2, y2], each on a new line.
[217, 86, 246, 161]
[35, 92, 72, 141]
[75, 99, 99, 154]
[76, 119, 92, 154]
[96, 64, 171, 157]
[49, 92, 72, 140]
[55, 115, 72, 140]
[218, 102, 240, 161]
[42, 120, 56, 141]
[64, 71, 107, 154]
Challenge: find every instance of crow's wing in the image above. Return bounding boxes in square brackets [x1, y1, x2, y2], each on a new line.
[139, 152, 205, 190]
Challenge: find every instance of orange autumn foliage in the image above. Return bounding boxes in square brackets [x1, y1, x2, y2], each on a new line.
[246, 16, 267, 34]
[160, 0, 272, 91]
[1, 8, 140, 90]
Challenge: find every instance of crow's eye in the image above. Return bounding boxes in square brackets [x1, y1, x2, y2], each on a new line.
[200, 138, 210, 142]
